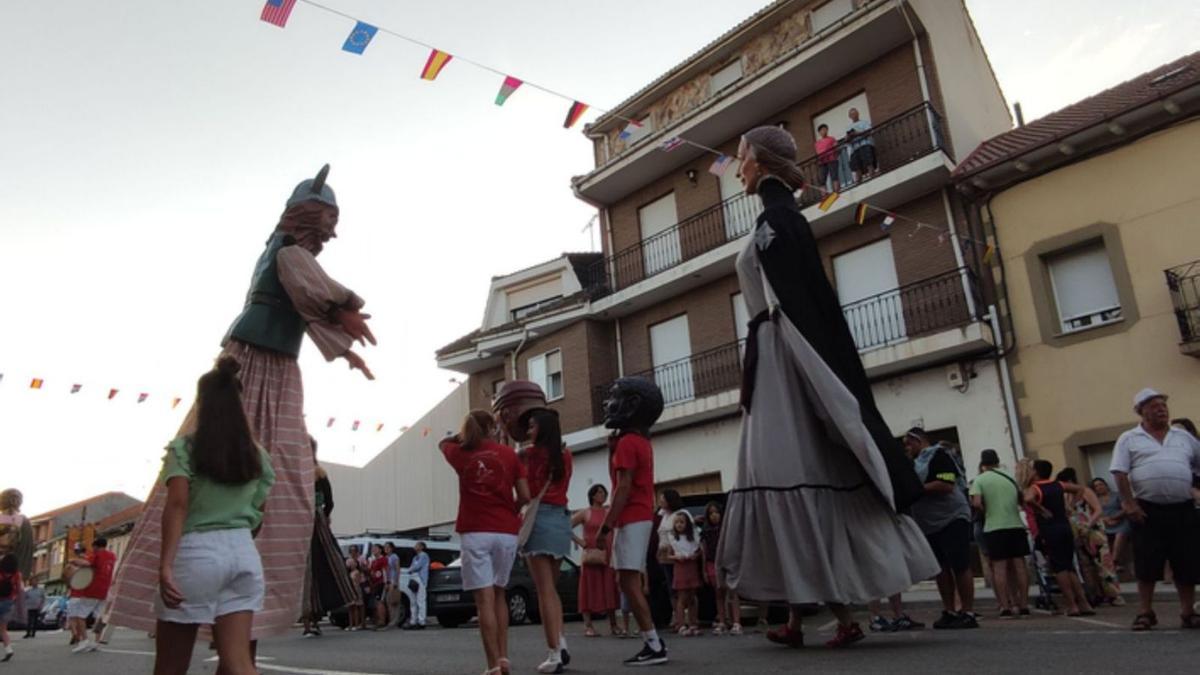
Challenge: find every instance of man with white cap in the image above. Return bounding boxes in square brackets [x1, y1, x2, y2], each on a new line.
[1110, 388, 1200, 631]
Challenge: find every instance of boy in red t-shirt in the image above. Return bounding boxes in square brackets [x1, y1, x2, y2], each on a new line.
[598, 378, 667, 667]
[66, 538, 117, 653]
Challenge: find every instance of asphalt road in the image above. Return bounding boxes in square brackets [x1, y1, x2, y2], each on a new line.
[8, 603, 1200, 674]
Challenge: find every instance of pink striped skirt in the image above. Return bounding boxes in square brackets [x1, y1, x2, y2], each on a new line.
[105, 341, 315, 639]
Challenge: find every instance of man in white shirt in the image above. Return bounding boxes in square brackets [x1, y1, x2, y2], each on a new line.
[402, 542, 430, 629]
[846, 108, 878, 182]
[1110, 388, 1200, 631]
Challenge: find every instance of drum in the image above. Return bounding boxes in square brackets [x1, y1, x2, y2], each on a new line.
[68, 566, 94, 591]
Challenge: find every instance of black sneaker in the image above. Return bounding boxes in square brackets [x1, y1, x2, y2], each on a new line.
[957, 612, 980, 629]
[624, 641, 668, 667]
[868, 615, 892, 632]
[933, 611, 960, 629]
[1018, 607, 1031, 617]
[892, 614, 925, 631]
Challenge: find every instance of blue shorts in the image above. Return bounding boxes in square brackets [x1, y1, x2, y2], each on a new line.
[523, 503, 572, 559]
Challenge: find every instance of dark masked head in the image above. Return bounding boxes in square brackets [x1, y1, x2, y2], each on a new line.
[602, 377, 664, 431]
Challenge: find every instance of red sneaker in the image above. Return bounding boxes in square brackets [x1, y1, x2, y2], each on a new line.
[765, 625, 804, 648]
[825, 622, 865, 649]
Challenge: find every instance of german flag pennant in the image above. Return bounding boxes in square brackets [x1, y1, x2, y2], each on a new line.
[563, 101, 589, 129]
[854, 202, 869, 225]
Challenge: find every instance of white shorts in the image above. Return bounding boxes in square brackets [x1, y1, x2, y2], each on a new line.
[157, 528, 265, 624]
[611, 520, 653, 572]
[460, 532, 518, 592]
[68, 597, 105, 620]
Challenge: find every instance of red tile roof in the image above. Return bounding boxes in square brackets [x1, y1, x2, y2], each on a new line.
[953, 50, 1200, 178]
[96, 504, 144, 533]
[30, 492, 141, 522]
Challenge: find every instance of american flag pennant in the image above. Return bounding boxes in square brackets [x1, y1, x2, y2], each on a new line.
[660, 137, 686, 152]
[342, 21, 378, 55]
[108, 388, 119, 400]
[708, 155, 734, 176]
[260, 0, 297, 28]
[352, 420, 361, 431]
[70, 384, 82, 394]
[421, 49, 453, 80]
[618, 120, 643, 141]
[880, 214, 896, 231]
[563, 101, 589, 129]
[495, 76, 522, 106]
[327, 417, 336, 428]
[137, 393, 149, 404]
[29, 378, 44, 390]
[817, 191, 840, 211]
[171, 397, 182, 409]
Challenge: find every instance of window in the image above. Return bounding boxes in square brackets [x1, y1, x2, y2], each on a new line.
[833, 238, 904, 350]
[811, 0, 854, 34]
[511, 296, 562, 322]
[527, 350, 564, 401]
[639, 193, 681, 275]
[709, 59, 743, 96]
[491, 378, 506, 398]
[649, 315, 694, 403]
[1047, 241, 1122, 333]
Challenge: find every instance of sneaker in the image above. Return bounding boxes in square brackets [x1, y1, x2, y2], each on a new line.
[765, 625, 804, 648]
[825, 622, 865, 649]
[957, 612, 980, 629]
[933, 611, 961, 630]
[537, 650, 564, 674]
[623, 641, 669, 667]
[892, 614, 924, 631]
[302, 630, 316, 639]
[3, 646, 12, 662]
[868, 615, 892, 632]
[729, 623, 743, 636]
[72, 640, 93, 654]
[999, 609, 1015, 620]
[711, 624, 725, 636]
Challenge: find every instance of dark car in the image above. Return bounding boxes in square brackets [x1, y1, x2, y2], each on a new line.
[428, 556, 580, 628]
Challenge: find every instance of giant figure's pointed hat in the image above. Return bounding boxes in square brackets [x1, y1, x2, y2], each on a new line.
[286, 163, 338, 208]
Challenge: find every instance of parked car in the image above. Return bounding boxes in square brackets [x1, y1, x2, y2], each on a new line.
[327, 535, 461, 629]
[428, 556, 580, 628]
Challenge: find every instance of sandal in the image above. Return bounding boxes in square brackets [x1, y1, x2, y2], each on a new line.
[1181, 613, 1200, 629]
[729, 623, 744, 636]
[1132, 612, 1156, 631]
[765, 624, 804, 648]
[825, 622, 865, 649]
[584, 626, 599, 638]
[498, 657, 511, 675]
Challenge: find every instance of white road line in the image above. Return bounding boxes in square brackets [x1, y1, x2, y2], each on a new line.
[258, 663, 392, 675]
[97, 648, 156, 656]
[206, 655, 278, 662]
[1068, 616, 1123, 628]
[818, 619, 838, 631]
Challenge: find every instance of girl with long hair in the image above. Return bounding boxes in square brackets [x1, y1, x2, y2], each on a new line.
[669, 513, 701, 636]
[571, 484, 621, 637]
[440, 410, 530, 675]
[700, 502, 741, 635]
[521, 409, 574, 673]
[154, 357, 275, 675]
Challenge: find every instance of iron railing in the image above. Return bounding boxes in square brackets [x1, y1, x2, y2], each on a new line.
[592, 339, 745, 424]
[796, 102, 946, 208]
[1166, 260, 1200, 344]
[583, 103, 947, 296]
[842, 267, 981, 352]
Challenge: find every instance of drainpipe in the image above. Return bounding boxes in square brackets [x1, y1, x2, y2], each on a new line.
[897, 1, 938, 143]
[941, 189, 977, 320]
[511, 329, 530, 381]
[989, 303, 1026, 461]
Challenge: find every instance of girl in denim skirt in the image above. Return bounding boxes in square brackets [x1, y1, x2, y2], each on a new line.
[154, 357, 276, 675]
[521, 410, 574, 673]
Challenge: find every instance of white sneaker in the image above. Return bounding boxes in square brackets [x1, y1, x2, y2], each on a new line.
[536, 650, 564, 674]
[72, 641, 92, 654]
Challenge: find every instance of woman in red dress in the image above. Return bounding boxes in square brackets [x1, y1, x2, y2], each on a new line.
[572, 485, 620, 637]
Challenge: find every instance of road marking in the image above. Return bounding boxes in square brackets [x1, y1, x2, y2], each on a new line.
[97, 648, 157, 656]
[1067, 616, 1123, 628]
[818, 619, 838, 631]
[206, 655, 277, 662]
[258, 663, 392, 675]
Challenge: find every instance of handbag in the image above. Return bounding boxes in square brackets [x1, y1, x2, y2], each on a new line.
[581, 547, 607, 566]
[516, 482, 551, 550]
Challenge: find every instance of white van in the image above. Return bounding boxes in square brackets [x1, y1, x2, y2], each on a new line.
[330, 535, 460, 627]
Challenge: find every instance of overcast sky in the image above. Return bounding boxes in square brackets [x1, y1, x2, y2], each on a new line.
[2, 0, 1197, 517]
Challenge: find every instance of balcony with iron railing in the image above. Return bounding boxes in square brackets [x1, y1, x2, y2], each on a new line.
[1166, 260, 1200, 357]
[582, 103, 948, 300]
[589, 267, 989, 424]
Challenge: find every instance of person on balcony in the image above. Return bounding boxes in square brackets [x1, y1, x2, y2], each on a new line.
[813, 124, 840, 193]
[846, 108, 878, 183]
[715, 124, 938, 650]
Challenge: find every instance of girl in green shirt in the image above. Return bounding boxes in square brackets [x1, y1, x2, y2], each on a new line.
[154, 357, 275, 675]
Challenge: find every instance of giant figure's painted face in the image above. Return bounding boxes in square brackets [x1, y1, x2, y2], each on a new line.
[492, 380, 547, 443]
[602, 377, 665, 431]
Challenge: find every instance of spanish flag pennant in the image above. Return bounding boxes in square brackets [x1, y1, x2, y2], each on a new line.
[352, 420, 361, 431]
[30, 378, 44, 390]
[376, 423, 384, 432]
[495, 75, 522, 106]
[108, 388, 119, 400]
[818, 191, 840, 211]
[420, 49, 453, 81]
[137, 393, 149, 404]
[982, 244, 996, 265]
[171, 397, 182, 409]
[854, 202, 869, 225]
[70, 384, 82, 394]
[563, 101, 589, 129]
[327, 417, 335, 428]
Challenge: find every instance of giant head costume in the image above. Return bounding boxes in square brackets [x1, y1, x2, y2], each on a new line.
[602, 377, 665, 432]
[279, 164, 340, 255]
[492, 380, 548, 443]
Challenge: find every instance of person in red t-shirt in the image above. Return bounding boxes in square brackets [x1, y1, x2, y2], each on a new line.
[66, 538, 117, 653]
[520, 409, 574, 673]
[441, 410, 530, 675]
[814, 123, 840, 192]
[597, 377, 668, 667]
[367, 544, 389, 629]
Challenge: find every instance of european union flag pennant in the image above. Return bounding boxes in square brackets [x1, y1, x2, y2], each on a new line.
[342, 21, 378, 55]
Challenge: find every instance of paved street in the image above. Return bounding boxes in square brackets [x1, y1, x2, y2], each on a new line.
[8, 601, 1199, 675]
